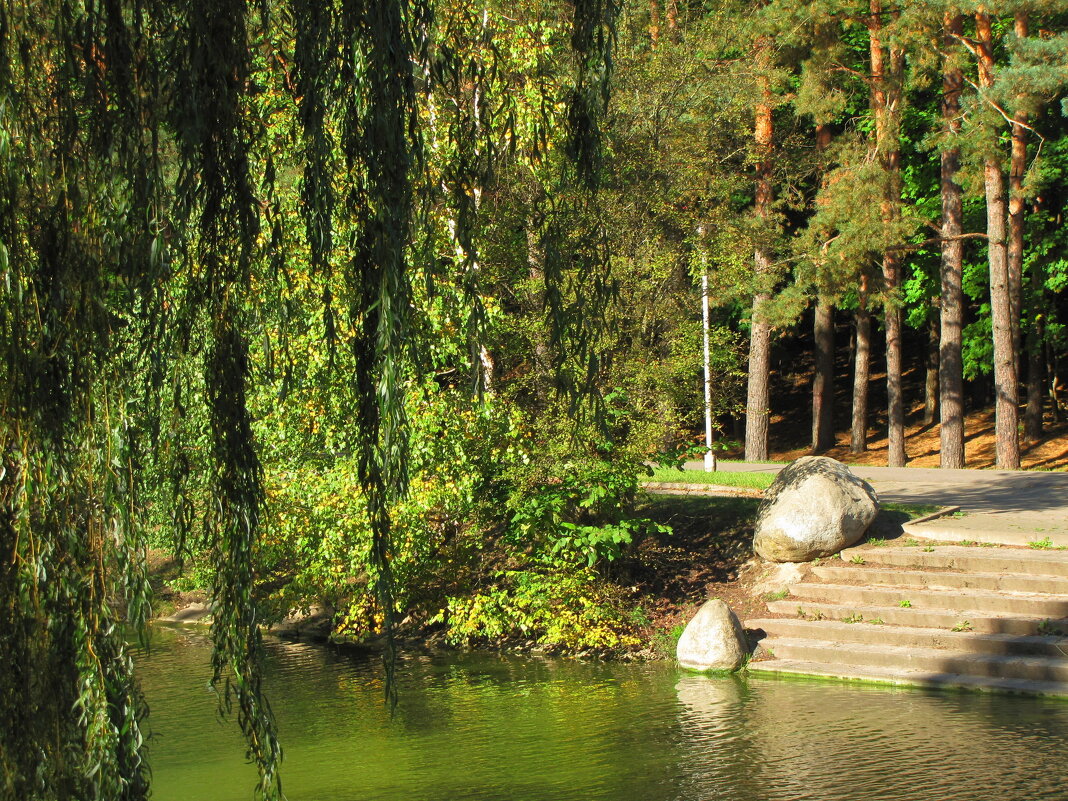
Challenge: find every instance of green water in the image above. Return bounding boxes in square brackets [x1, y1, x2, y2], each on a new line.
[140, 625, 1068, 801]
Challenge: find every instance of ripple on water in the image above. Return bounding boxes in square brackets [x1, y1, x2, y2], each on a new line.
[137, 627, 1068, 801]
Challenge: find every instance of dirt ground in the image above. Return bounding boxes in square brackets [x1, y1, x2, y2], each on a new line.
[769, 405, 1068, 470]
[626, 496, 769, 648]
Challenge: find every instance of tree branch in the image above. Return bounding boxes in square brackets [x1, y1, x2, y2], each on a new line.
[887, 232, 988, 252]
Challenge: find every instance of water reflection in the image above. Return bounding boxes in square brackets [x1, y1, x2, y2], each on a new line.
[676, 673, 1068, 801]
[139, 626, 1068, 801]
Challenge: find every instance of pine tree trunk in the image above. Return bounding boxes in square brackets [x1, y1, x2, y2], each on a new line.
[884, 293, 905, 465]
[851, 276, 871, 454]
[1024, 193, 1045, 440]
[1025, 312, 1045, 440]
[812, 298, 835, 452]
[977, 12, 1020, 469]
[939, 13, 966, 469]
[811, 124, 835, 454]
[746, 291, 772, 461]
[924, 313, 939, 426]
[665, 0, 679, 42]
[745, 40, 774, 462]
[1007, 12, 1029, 373]
[869, 1, 906, 467]
[649, 1, 660, 46]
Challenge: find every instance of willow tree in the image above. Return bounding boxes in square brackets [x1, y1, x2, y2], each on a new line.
[0, 1, 617, 799]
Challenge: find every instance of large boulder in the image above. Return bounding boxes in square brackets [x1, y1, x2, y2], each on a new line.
[753, 456, 878, 563]
[676, 599, 748, 672]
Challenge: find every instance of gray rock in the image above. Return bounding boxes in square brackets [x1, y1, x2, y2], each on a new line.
[676, 599, 748, 672]
[161, 602, 212, 623]
[753, 456, 878, 563]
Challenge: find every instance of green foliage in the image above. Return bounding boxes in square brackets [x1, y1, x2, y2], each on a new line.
[507, 446, 669, 567]
[442, 564, 640, 652]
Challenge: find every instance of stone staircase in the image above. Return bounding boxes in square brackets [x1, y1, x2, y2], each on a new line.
[745, 542, 1068, 697]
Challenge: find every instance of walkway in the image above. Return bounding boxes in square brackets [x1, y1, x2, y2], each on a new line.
[680, 460, 1068, 546]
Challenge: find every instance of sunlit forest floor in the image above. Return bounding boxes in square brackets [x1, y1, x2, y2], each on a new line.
[770, 404, 1068, 470]
[739, 334, 1068, 470]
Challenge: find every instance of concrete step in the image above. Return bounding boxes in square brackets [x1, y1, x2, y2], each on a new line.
[811, 565, 1068, 594]
[746, 658, 1068, 698]
[903, 515, 1068, 548]
[761, 637, 1068, 683]
[747, 618, 1068, 657]
[840, 544, 1068, 577]
[765, 598, 1068, 636]
[789, 582, 1068, 618]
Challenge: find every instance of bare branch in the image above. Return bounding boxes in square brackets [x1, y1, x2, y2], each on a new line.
[887, 232, 988, 252]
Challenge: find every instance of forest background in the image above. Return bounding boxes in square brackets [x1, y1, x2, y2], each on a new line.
[1, 1, 1066, 799]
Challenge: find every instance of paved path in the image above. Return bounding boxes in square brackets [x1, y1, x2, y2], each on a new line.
[681, 461, 1068, 546]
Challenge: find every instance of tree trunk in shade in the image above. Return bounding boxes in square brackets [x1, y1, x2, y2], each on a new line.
[745, 38, 774, 462]
[924, 314, 939, 426]
[977, 12, 1020, 469]
[851, 276, 871, 454]
[939, 12, 966, 469]
[1024, 194, 1046, 441]
[812, 299, 835, 452]
[1025, 315, 1045, 441]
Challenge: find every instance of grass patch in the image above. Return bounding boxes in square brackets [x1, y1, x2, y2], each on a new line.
[646, 467, 775, 491]
[650, 624, 686, 658]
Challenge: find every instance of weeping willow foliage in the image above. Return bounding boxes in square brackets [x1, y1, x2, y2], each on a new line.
[0, 0, 617, 798]
[546, 0, 619, 415]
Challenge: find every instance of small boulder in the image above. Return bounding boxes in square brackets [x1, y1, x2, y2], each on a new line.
[676, 599, 748, 672]
[753, 456, 878, 563]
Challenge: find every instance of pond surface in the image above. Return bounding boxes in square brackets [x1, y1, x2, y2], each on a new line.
[140, 625, 1068, 801]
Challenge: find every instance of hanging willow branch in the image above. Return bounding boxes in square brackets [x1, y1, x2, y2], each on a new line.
[568, 0, 618, 190]
[0, 1, 158, 798]
[290, 0, 429, 707]
[166, 0, 282, 795]
[0, 0, 622, 798]
[541, 0, 620, 422]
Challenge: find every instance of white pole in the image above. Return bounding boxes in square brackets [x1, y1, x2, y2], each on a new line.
[701, 248, 716, 473]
